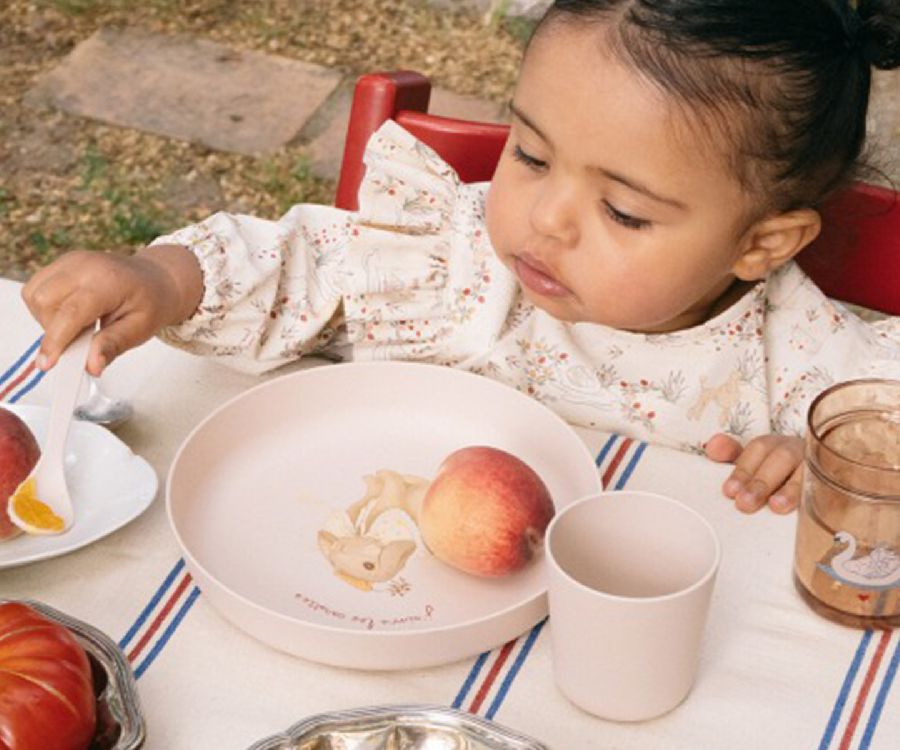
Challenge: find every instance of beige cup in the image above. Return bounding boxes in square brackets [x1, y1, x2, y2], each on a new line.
[545, 491, 721, 722]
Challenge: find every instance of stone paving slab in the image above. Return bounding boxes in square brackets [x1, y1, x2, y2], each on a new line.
[25, 28, 343, 156]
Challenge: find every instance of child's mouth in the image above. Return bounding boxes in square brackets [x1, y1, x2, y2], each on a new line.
[513, 254, 571, 298]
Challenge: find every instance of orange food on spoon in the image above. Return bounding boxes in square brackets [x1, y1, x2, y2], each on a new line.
[0, 406, 41, 541]
[8, 477, 65, 534]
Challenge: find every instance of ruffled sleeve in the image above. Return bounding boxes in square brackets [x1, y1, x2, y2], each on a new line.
[151, 204, 351, 374]
[150, 120, 517, 373]
[340, 121, 518, 366]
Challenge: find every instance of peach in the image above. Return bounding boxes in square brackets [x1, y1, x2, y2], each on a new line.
[0, 407, 41, 542]
[419, 446, 555, 577]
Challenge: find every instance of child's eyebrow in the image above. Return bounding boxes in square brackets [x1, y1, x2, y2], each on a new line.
[509, 101, 547, 140]
[594, 167, 688, 211]
[508, 101, 687, 212]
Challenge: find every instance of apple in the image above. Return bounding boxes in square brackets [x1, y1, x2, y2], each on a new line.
[419, 446, 555, 577]
[0, 407, 41, 541]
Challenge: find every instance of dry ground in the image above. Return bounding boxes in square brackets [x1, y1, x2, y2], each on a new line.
[1, 0, 527, 278]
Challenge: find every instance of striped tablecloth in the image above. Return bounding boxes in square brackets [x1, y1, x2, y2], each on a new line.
[0, 277, 897, 749]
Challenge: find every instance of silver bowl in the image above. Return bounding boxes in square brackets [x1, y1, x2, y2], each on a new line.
[1, 599, 145, 750]
[247, 703, 550, 749]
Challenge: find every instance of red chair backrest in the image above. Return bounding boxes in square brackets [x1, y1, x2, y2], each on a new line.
[336, 71, 509, 209]
[336, 71, 900, 315]
[797, 182, 900, 314]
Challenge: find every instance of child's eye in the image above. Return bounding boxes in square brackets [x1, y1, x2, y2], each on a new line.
[512, 145, 547, 171]
[603, 201, 651, 230]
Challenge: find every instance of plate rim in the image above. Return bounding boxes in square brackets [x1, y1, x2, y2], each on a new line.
[166, 361, 601, 644]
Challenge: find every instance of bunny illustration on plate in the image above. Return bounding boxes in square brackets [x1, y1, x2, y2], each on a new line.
[318, 470, 429, 592]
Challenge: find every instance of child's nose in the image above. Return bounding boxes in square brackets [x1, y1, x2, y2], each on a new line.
[529, 182, 579, 246]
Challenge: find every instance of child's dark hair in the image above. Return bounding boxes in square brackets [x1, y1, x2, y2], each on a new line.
[535, 0, 900, 212]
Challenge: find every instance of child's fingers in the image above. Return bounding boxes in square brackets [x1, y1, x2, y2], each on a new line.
[21, 266, 67, 324]
[21, 251, 93, 316]
[731, 438, 804, 513]
[35, 293, 110, 371]
[84, 339, 108, 378]
[22, 263, 95, 369]
[721, 437, 770, 499]
[21, 261, 58, 301]
[704, 433, 742, 463]
[767, 464, 804, 514]
[89, 311, 158, 375]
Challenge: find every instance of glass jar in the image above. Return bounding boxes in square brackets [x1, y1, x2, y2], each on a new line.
[793, 379, 900, 629]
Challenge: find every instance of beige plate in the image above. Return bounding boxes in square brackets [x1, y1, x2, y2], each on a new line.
[167, 362, 601, 670]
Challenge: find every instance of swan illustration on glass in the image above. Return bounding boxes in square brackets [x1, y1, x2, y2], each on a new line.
[817, 531, 900, 590]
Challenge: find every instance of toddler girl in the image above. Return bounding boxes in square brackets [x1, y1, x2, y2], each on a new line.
[23, 0, 900, 515]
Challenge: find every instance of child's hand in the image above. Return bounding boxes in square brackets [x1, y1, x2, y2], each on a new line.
[22, 245, 202, 376]
[704, 433, 805, 514]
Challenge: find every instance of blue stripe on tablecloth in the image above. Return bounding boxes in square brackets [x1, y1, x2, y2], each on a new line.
[452, 650, 490, 709]
[859, 632, 900, 750]
[819, 630, 872, 750]
[594, 433, 619, 469]
[613, 440, 647, 490]
[8, 370, 46, 403]
[0, 337, 41, 387]
[133, 584, 201, 679]
[119, 558, 186, 650]
[485, 616, 547, 720]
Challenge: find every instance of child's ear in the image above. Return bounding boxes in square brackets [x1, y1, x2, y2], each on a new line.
[732, 209, 821, 281]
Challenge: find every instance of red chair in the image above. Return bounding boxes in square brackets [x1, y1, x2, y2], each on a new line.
[336, 71, 900, 315]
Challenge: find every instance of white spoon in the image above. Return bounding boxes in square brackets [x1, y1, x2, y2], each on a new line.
[7, 326, 93, 535]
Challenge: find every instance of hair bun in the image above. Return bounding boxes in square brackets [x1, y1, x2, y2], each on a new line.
[857, 0, 900, 69]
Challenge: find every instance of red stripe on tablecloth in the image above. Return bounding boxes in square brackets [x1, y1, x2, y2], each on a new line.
[838, 629, 893, 750]
[601, 437, 633, 488]
[468, 638, 518, 714]
[0, 361, 35, 401]
[127, 572, 193, 663]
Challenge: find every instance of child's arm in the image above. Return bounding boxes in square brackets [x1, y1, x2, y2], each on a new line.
[704, 433, 804, 514]
[22, 244, 203, 376]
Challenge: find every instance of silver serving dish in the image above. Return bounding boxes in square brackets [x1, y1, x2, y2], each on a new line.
[1, 599, 145, 750]
[247, 704, 551, 749]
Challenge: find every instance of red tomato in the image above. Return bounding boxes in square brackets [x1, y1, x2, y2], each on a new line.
[0, 602, 96, 750]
